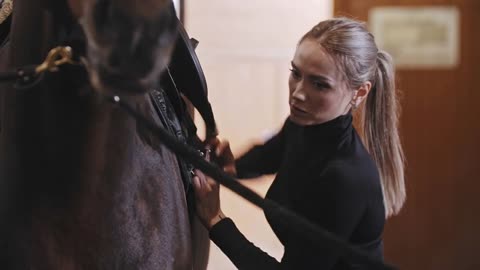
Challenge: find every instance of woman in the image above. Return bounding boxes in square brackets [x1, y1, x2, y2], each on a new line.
[193, 17, 406, 269]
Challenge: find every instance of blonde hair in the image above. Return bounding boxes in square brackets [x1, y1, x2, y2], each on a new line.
[301, 18, 406, 217]
[0, 0, 13, 24]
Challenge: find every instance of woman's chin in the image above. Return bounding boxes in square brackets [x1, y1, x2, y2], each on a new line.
[289, 114, 310, 126]
[289, 114, 329, 126]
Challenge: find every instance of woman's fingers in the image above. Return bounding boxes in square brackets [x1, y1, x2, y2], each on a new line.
[205, 137, 221, 150]
[206, 175, 218, 189]
[215, 140, 231, 157]
[192, 176, 202, 195]
[192, 154, 224, 229]
[194, 136, 234, 198]
[193, 169, 215, 193]
[205, 137, 232, 160]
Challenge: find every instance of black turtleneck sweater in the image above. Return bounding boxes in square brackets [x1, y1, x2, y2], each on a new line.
[209, 114, 385, 269]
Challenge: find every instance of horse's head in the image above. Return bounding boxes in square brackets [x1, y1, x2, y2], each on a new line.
[67, 0, 178, 94]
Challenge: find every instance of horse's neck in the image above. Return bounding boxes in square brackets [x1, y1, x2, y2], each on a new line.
[1, 80, 195, 269]
[32, 93, 194, 269]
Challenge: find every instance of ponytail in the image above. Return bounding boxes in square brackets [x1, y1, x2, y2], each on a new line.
[363, 50, 406, 217]
[305, 18, 406, 217]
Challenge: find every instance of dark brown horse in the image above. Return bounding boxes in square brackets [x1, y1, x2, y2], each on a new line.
[0, 0, 210, 269]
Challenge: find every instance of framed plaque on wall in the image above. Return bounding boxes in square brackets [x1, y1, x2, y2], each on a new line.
[369, 6, 460, 69]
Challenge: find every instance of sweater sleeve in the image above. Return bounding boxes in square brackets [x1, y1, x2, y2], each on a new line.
[235, 120, 288, 179]
[209, 218, 281, 270]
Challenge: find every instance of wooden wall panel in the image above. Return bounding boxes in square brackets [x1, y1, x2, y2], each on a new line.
[334, 1, 480, 269]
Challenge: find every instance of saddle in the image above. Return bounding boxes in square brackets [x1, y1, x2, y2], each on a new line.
[150, 17, 218, 218]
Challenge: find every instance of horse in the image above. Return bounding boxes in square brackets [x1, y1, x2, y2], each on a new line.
[0, 0, 212, 269]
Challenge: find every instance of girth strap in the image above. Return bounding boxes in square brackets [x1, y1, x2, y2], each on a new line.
[150, 88, 195, 189]
[149, 88, 199, 220]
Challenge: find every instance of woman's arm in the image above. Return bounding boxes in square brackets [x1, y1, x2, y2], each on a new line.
[235, 119, 289, 178]
[192, 153, 282, 270]
[209, 218, 281, 270]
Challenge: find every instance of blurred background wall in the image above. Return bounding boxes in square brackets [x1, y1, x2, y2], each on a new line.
[183, 0, 480, 269]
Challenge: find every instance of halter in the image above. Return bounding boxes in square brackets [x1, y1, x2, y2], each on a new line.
[0, 46, 73, 83]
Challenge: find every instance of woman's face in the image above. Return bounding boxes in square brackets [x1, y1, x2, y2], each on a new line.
[288, 38, 353, 126]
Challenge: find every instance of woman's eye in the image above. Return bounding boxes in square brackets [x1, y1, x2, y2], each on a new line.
[313, 81, 329, 90]
[289, 68, 301, 79]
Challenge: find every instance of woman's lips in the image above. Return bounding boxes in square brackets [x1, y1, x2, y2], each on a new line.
[290, 104, 309, 115]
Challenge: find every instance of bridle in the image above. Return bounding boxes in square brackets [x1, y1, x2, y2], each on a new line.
[0, 46, 78, 88]
[0, 19, 397, 270]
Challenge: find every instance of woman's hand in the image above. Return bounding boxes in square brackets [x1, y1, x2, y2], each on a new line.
[192, 168, 224, 230]
[193, 138, 236, 230]
[207, 137, 236, 176]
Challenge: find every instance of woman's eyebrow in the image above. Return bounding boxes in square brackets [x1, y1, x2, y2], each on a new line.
[291, 61, 333, 83]
[309, 74, 332, 83]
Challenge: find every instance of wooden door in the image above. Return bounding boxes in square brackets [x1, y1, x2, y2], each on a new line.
[334, 1, 480, 269]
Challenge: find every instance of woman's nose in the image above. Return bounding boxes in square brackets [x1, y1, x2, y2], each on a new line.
[291, 81, 307, 101]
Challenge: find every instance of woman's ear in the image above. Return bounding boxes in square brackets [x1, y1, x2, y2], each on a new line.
[353, 81, 372, 107]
